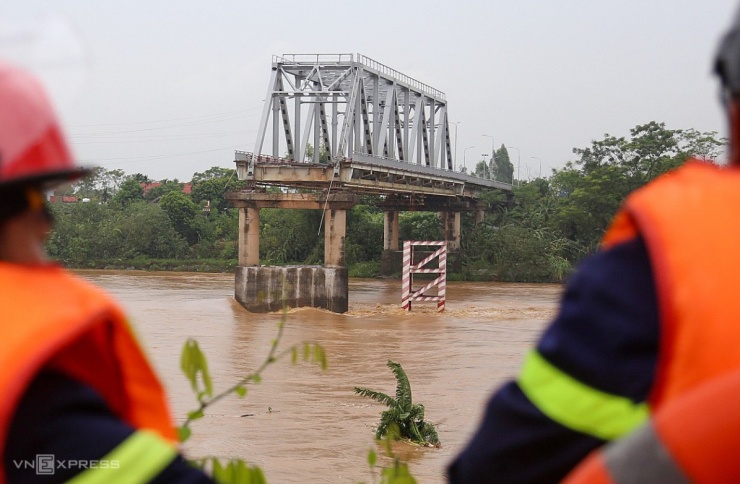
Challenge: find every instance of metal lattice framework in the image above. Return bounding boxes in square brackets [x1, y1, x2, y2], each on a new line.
[236, 54, 512, 200]
[254, 53, 452, 171]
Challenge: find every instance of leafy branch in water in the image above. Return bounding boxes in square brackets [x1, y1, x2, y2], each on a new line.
[178, 313, 327, 483]
[355, 360, 440, 448]
[362, 424, 417, 484]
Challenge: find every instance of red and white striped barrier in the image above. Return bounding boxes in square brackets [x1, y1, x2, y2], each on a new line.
[401, 241, 447, 312]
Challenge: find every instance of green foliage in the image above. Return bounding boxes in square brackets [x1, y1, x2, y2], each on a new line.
[260, 209, 322, 264]
[180, 339, 213, 403]
[160, 190, 200, 244]
[73, 166, 126, 202]
[398, 212, 442, 242]
[363, 426, 418, 484]
[112, 178, 145, 207]
[355, 360, 440, 447]
[46, 121, 726, 284]
[190, 166, 244, 213]
[191, 458, 267, 484]
[349, 261, 382, 278]
[47, 201, 189, 264]
[494, 144, 514, 184]
[144, 180, 186, 201]
[347, 205, 384, 265]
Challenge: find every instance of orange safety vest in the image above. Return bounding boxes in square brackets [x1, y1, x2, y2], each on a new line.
[602, 160, 740, 408]
[0, 263, 176, 480]
[565, 160, 740, 481]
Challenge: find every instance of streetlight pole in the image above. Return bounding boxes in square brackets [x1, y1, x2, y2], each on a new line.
[508, 145, 520, 186]
[482, 134, 495, 180]
[464, 145, 475, 172]
[531, 157, 542, 179]
[451, 121, 460, 171]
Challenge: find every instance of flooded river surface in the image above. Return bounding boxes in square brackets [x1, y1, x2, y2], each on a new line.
[77, 271, 563, 483]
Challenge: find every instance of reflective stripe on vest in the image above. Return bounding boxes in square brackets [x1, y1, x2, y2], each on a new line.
[518, 351, 649, 440]
[601, 422, 689, 484]
[563, 421, 689, 484]
[67, 430, 177, 484]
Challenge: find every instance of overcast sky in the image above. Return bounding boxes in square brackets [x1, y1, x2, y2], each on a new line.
[1, 1, 737, 181]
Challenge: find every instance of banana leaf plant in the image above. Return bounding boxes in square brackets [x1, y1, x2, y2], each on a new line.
[355, 360, 440, 447]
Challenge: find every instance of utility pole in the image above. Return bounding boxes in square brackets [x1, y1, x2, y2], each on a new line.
[482, 134, 495, 180]
[464, 145, 475, 172]
[451, 121, 460, 171]
[508, 146, 521, 186]
[531, 157, 542, 179]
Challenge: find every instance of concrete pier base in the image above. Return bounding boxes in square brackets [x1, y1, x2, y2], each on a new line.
[235, 265, 349, 313]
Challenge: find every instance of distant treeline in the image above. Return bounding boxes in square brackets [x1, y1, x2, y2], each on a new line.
[48, 122, 725, 282]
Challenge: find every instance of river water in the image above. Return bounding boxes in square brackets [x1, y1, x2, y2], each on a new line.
[76, 270, 562, 483]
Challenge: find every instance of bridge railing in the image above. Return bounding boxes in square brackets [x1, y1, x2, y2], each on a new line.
[356, 54, 446, 101]
[273, 53, 355, 65]
[271, 53, 446, 101]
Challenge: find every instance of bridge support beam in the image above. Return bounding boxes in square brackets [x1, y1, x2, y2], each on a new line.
[238, 207, 260, 266]
[441, 211, 461, 251]
[324, 208, 347, 267]
[228, 191, 359, 313]
[475, 207, 486, 225]
[384, 211, 399, 250]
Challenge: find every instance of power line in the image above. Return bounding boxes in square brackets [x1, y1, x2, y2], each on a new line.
[67, 106, 262, 128]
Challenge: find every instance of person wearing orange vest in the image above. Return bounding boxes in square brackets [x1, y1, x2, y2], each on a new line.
[0, 63, 212, 482]
[448, 7, 740, 484]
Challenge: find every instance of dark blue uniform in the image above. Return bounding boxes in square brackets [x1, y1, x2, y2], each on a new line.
[448, 237, 659, 483]
[5, 372, 212, 483]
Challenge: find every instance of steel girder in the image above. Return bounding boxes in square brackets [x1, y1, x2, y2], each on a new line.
[252, 54, 452, 172]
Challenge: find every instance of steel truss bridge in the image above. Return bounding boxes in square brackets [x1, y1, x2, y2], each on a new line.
[234, 53, 511, 208]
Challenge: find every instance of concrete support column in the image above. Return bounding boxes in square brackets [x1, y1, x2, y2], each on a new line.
[442, 211, 461, 251]
[238, 207, 260, 266]
[324, 208, 347, 267]
[475, 208, 486, 225]
[383, 211, 399, 250]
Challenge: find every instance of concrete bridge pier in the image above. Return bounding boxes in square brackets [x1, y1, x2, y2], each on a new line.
[238, 207, 260, 266]
[441, 211, 461, 251]
[381, 211, 403, 275]
[229, 192, 358, 313]
[442, 211, 463, 272]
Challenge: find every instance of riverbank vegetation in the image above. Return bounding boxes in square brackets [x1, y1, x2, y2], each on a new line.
[48, 122, 724, 283]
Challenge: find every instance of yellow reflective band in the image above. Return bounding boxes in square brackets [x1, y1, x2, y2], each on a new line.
[67, 430, 177, 484]
[518, 350, 649, 441]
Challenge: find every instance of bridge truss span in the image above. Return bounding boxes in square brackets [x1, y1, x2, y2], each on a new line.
[240, 53, 512, 198]
[252, 53, 453, 176]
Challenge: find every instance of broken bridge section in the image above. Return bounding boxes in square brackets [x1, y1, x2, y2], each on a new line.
[230, 54, 512, 313]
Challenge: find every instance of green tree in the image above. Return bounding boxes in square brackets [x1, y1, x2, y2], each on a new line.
[399, 212, 442, 242]
[494, 144, 515, 184]
[160, 191, 200, 245]
[474, 159, 492, 179]
[346, 205, 384, 265]
[191, 166, 244, 213]
[144, 180, 185, 201]
[112, 178, 145, 207]
[71, 167, 126, 202]
[260, 209, 322, 264]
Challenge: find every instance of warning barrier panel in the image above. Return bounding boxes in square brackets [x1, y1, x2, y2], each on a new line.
[401, 241, 447, 312]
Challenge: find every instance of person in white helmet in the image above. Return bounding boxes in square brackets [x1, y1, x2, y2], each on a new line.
[0, 63, 212, 482]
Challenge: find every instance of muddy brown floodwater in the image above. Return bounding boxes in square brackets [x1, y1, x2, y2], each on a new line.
[76, 270, 563, 483]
